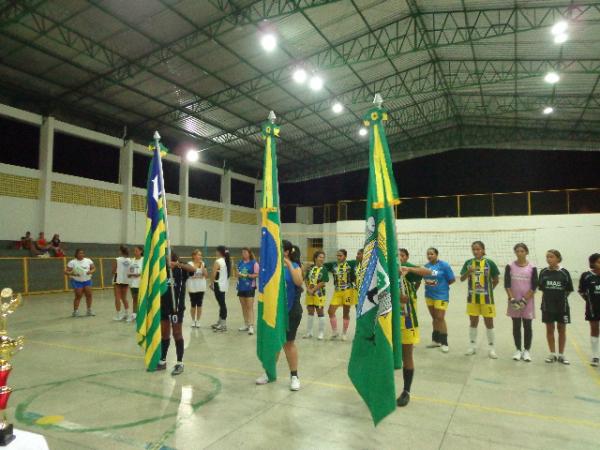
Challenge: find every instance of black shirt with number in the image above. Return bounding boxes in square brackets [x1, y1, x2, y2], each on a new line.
[579, 270, 600, 306]
[161, 264, 191, 313]
[538, 267, 573, 314]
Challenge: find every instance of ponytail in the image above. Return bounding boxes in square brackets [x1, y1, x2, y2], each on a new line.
[217, 245, 231, 278]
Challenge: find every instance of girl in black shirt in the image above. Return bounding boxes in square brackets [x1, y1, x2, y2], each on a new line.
[578, 253, 600, 367]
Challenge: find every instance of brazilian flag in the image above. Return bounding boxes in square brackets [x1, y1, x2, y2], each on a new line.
[348, 100, 402, 425]
[136, 143, 169, 371]
[256, 116, 288, 381]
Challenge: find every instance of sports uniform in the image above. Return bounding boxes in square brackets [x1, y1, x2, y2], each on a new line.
[324, 260, 358, 306]
[305, 265, 329, 307]
[237, 259, 258, 298]
[67, 257, 94, 289]
[579, 271, 600, 321]
[461, 258, 500, 318]
[423, 260, 455, 311]
[538, 267, 573, 324]
[401, 262, 422, 290]
[400, 275, 420, 345]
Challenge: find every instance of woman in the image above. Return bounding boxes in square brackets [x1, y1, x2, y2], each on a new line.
[304, 250, 329, 340]
[211, 245, 231, 332]
[50, 234, 64, 257]
[127, 246, 144, 323]
[64, 249, 96, 317]
[112, 245, 131, 321]
[539, 249, 573, 364]
[399, 248, 422, 291]
[256, 240, 304, 391]
[187, 249, 208, 328]
[460, 241, 500, 358]
[579, 253, 600, 367]
[504, 243, 538, 362]
[157, 252, 196, 375]
[237, 248, 259, 335]
[324, 249, 358, 341]
[422, 248, 455, 352]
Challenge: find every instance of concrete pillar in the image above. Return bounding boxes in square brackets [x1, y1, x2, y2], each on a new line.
[119, 140, 134, 244]
[38, 116, 54, 234]
[221, 169, 232, 244]
[255, 180, 263, 225]
[179, 159, 189, 245]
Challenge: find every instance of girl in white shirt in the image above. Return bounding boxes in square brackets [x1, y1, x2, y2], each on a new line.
[211, 245, 231, 332]
[187, 249, 208, 328]
[127, 246, 144, 322]
[64, 248, 96, 317]
[112, 245, 131, 321]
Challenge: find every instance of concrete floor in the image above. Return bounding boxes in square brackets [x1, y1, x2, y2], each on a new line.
[6, 281, 600, 450]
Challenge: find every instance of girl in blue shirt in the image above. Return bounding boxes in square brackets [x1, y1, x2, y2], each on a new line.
[236, 247, 259, 335]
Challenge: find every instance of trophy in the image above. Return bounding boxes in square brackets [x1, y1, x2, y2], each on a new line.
[0, 288, 24, 446]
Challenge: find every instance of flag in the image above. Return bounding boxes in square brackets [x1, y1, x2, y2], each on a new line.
[348, 101, 402, 425]
[256, 117, 288, 381]
[136, 144, 169, 371]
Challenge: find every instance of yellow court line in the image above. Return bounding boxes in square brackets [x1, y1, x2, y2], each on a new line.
[571, 334, 600, 387]
[26, 340, 600, 430]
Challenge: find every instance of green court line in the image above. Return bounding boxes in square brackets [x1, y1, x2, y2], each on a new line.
[574, 395, 600, 404]
[81, 379, 186, 403]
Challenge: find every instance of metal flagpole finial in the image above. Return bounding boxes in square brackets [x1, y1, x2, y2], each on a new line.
[153, 131, 161, 140]
[268, 110, 276, 123]
[373, 93, 383, 108]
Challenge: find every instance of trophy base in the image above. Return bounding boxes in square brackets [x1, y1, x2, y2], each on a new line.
[0, 423, 15, 446]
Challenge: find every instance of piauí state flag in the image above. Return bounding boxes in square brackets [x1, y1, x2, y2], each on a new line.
[136, 143, 169, 371]
[256, 119, 288, 382]
[348, 104, 403, 425]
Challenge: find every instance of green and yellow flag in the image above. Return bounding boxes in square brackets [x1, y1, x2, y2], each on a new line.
[348, 99, 402, 425]
[136, 143, 169, 371]
[256, 114, 288, 381]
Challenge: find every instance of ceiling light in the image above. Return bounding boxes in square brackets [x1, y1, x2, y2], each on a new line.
[292, 68, 307, 84]
[554, 33, 568, 44]
[543, 106, 554, 115]
[260, 34, 277, 52]
[186, 149, 199, 162]
[359, 127, 368, 137]
[309, 75, 323, 91]
[551, 21, 568, 36]
[332, 102, 343, 114]
[544, 72, 560, 84]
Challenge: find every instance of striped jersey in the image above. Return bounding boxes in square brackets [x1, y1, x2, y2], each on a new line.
[324, 260, 357, 291]
[305, 265, 329, 297]
[400, 275, 418, 330]
[461, 258, 500, 304]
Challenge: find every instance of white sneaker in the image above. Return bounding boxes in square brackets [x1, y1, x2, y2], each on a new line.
[489, 349, 498, 359]
[290, 375, 300, 391]
[512, 350, 522, 361]
[317, 331, 324, 340]
[72, 310, 80, 317]
[522, 350, 532, 362]
[113, 313, 123, 321]
[341, 334, 348, 341]
[248, 325, 254, 335]
[302, 333, 313, 339]
[441, 345, 449, 353]
[126, 314, 134, 323]
[238, 325, 249, 332]
[131, 313, 136, 321]
[255, 373, 269, 385]
[465, 347, 476, 356]
[331, 333, 339, 340]
[590, 357, 599, 367]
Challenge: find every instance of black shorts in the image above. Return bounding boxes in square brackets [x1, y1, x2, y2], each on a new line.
[287, 301, 303, 342]
[130, 287, 139, 295]
[237, 289, 255, 298]
[542, 307, 571, 324]
[161, 296, 184, 322]
[189, 292, 205, 308]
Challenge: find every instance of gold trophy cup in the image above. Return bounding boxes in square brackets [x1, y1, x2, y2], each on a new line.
[0, 288, 24, 446]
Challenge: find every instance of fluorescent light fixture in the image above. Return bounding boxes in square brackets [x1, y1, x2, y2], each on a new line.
[543, 106, 554, 115]
[551, 21, 568, 36]
[359, 127, 368, 136]
[292, 68, 307, 84]
[309, 75, 324, 91]
[186, 149, 199, 162]
[332, 102, 343, 113]
[260, 34, 277, 52]
[544, 72, 560, 84]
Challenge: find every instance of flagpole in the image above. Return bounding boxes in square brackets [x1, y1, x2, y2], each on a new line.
[153, 131, 178, 322]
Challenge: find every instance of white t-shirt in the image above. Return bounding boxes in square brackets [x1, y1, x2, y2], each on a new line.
[115, 256, 131, 284]
[216, 257, 229, 292]
[128, 257, 144, 288]
[68, 258, 94, 282]
[187, 261, 207, 293]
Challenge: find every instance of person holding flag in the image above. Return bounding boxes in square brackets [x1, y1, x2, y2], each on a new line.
[348, 94, 403, 425]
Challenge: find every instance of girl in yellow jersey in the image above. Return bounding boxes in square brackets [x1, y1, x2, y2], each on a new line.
[324, 249, 358, 340]
[304, 251, 329, 340]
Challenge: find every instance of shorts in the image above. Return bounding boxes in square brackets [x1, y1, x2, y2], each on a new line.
[542, 308, 571, 324]
[287, 301, 302, 342]
[426, 298, 449, 311]
[130, 287, 139, 296]
[401, 326, 420, 345]
[189, 292, 205, 308]
[161, 296, 184, 322]
[330, 289, 357, 307]
[585, 301, 600, 321]
[306, 294, 326, 308]
[237, 289, 256, 298]
[115, 283, 128, 288]
[467, 302, 496, 318]
[71, 279, 92, 289]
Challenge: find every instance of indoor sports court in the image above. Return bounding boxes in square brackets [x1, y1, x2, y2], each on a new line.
[1, 1, 600, 449]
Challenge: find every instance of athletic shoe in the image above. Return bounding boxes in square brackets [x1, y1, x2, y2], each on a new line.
[171, 364, 184, 376]
[156, 360, 167, 371]
[125, 314, 134, 323]
[558, 356, 570, 365]
[426, 342, 442, 348]
[72, 310, 80, 317]
[317, 331, 324, 340]
[113, 313, 123, 321]
[248, 325, 254, 335]
[341, 334, 348, 341]
[211, 321, 220, 329]
[131, 313, 137, 321]
[545, 354, 557, 363]
[522, 350, 532, 362]
[331, 333, 339, 340]
[302, 333, 313, 339]
[441, 345, 449, 353]
[465, 347, 476, 356]
[488, 349, 498, 359]
[214, 323, 227, 332]
[512, 350, 522, 361]
[238, 325, 249, 332]
[255, 373, 269, 385]
[591, 358, 600, 367]
[396, 390, 410, 407]
[86, 309, 95, 317]
[290, 376, 300, 391]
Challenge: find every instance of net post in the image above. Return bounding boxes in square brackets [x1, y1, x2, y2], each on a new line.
[62, 257, 68, 291]
[99, 257, 105, 288]
[527, 191, 532, 215]
[456, 195, 461, 217]
[566, 189, 570, 214]
[491, 193, 495, 216]
[23, 257, 29, 294]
